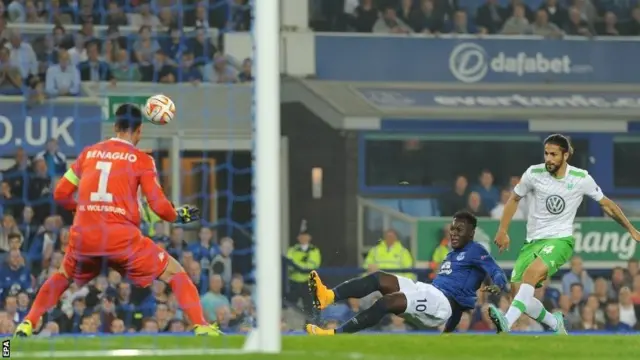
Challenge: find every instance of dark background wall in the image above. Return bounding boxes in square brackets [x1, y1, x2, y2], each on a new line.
[281, 102, 359, 266]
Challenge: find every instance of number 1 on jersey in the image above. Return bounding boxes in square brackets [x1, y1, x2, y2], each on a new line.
[90, 161, 114, 203]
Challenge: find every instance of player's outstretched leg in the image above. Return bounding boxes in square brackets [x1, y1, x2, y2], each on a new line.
[307, 292, 407, 335]
[158, 257, 222, 336]
[15, 272, 71, 337]
[308, 270, 400, 311]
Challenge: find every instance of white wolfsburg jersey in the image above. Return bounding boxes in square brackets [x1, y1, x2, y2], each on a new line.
[514, 164, 604, 242]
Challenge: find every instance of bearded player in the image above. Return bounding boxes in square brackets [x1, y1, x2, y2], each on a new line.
[488, 134, 640, 334]
[306, 211, 508, 335]
[14, 104, 222, 337]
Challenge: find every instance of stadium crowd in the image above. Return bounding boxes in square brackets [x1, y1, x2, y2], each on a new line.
[0, 0, 254, 100]
[312, 0, 640, 36]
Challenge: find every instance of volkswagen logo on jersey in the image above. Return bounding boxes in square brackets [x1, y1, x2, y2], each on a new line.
[545, 195, 566, 214]
[449, 43, 489, 83]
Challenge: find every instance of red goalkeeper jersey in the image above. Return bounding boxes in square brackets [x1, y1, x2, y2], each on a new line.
[54, 138, 177, 255]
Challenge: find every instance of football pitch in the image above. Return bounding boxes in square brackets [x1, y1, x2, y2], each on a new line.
[6, 333, 639, 360]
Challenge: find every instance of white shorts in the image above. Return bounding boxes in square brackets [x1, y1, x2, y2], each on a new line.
[395, 275, 452, 329]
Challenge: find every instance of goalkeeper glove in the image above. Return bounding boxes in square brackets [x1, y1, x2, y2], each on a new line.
[175, 205, 200, 224]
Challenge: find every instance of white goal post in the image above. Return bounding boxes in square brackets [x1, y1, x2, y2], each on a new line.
[242, 0, 283, 354]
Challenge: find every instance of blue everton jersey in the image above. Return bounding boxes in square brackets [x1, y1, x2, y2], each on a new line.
[432, 241, 507, 310]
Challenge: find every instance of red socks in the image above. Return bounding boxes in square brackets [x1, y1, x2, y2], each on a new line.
[25, 273, 69, 325]
[169, 272, 207, 326]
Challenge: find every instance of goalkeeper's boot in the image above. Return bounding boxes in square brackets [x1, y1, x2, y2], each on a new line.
[14, 320, 33, 338]
[305, 324, 335, 336]
[553, 312, 568, 335]
[487, 304, 510, 334]
[194, 323, 223, 336]
[308, 271, 334, 310]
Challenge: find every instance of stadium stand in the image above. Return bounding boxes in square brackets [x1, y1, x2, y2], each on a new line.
[1, 0, 640, 339]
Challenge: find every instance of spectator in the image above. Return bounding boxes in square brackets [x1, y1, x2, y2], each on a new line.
[229, 0, 251, 31]
[0, 250, 33, 300]
[626, 7, 640, 35]
[397, 0, 414, 25]
[457, 312, 471, 332]
[133, 25, 161, 65]
[628, 259, 639, 279]
[110, 49, 141, 81]
[439, 175, 469, 216]
[238, 58, 253, 83]
[539, 0, 568, 28]
[8, 1, 25, 23]
[373, 6, 413, 34]
[429, 224, 450, 279]
[531, 9, 563, 37]
[24, 1, 42, 23]
[604, 302, 633, 332]
[466, 191, 489, 217]
[188, 226, 216, 269]
[448, 10, 479, 34]
[586, 294, 606, 324]
[203, 53, 238, 84]
[190, 2, 211, 29]
[18, 206, 37, 250]
[408, 0, 443, 34]
[473, 170, 500, 211]
[350, 0, 378, 32]
[110, 318, 126, 334]
[211, 237, 234, 284]
[105, 2, 128, 27]
[157, 7, 176, 31]
[286, 231, 321, 316]
[0, 46, 23, 95]
[385, 314, 408, 332]
[45, 49, 81, 97]
[176, 52, 202, 83]
[1, 181, 22, 219]
[4, 295, 20, 324]
[215, 305, 232, 332]
[190, 26, 216, 66]
[0, 216, 22, 253]
[501, 4, 532, 34]
[594, 277, 610, 307]
[150, 222, 170, 245]
[162, 27, 188, 65]
[575, 306, 604, 330]
[127, 3, 160, 29]
[491, 188, 524, 220]
[201, 274, 230, 323]
[166, 227, 187, 261]
[154, 303, 171, 332]
[27, 159, 53, 222]
[67, 34, 87, 66]
[3, 147, 30, 199]
[618, 287, 637, 327]
[77, 41, 114, 82]
[505, 0, 535, 22]
[34, 139, 67, 180]
[363, 229, 414, 280]
[140, 50, 175, 83]
[472, 304, 495, 331]
[611, 267, 629, 300]
[597, 11, 622, 35]
[564, 6, 594, 36]
[187, 261, 209, 295]
[568, 283, 586, 322]
[228, 274, 250, 299]
[562, 256, 594, 297]
[168, 318, 186, 333]
[5, 30, 40, 96]
[573, 0, 598, 26]
[35, 35, 59, 78]
[477, 0, 507, 34]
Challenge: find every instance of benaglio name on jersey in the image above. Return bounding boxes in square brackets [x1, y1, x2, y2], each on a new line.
[85, 150, 138, 162]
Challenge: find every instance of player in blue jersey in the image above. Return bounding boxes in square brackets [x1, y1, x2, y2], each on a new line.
[305, 210, 508, 335]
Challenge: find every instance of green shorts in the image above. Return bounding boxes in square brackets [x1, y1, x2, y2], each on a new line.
[511, 236, 574, 287]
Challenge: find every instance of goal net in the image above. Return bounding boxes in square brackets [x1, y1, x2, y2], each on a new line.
[2, 0, 280, 357]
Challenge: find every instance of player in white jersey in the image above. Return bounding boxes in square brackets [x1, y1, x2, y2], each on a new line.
[488, 134, 640, 334]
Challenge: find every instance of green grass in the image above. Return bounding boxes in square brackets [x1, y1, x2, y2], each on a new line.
[5, 334, 640, 360]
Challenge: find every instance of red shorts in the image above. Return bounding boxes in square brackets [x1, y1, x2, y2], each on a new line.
[62, 237, 170, 287]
